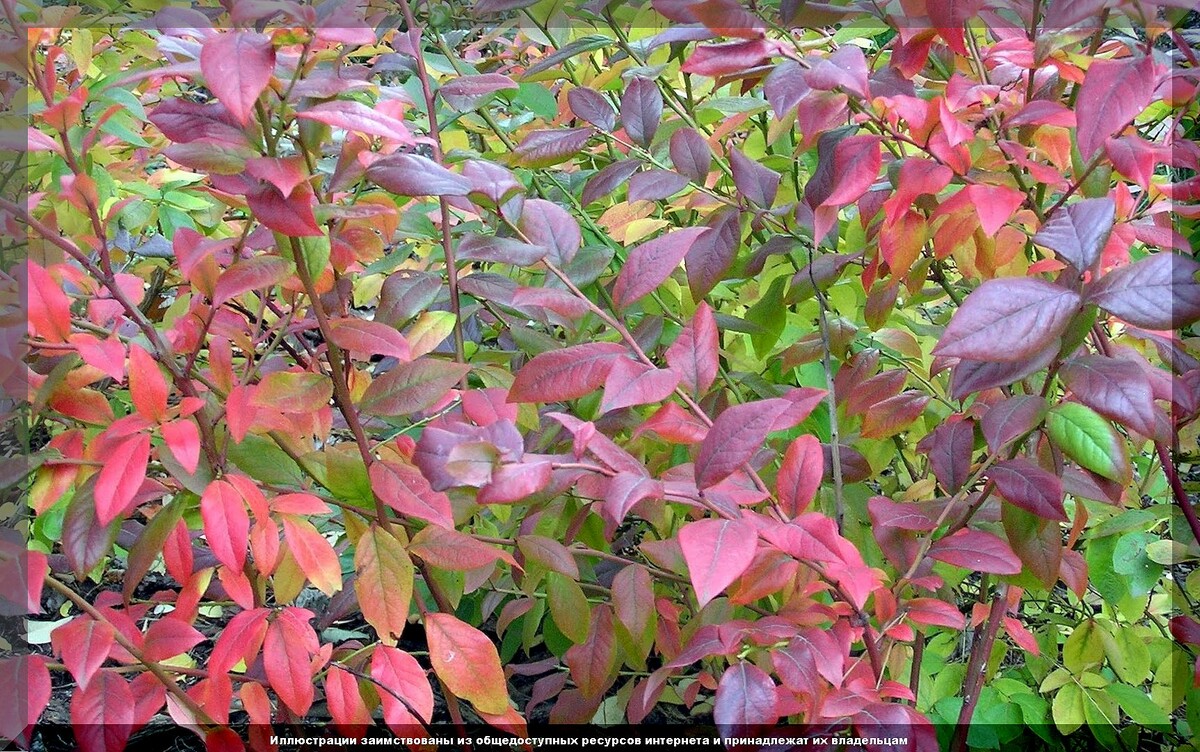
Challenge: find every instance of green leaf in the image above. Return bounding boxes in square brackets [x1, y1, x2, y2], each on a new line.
[1106, 683, 1171, 728]
[226, 434, 306, 487]
[545, 571, 590, 644]
[1111, 531, 1162, 596]
[1046, 402, 1129, 482]
[1085, 533, 1128, 603]
[1063, 619, 1104, 673]
[747, 276, 787, 358]
[1052, 684, 1085, 734]
[1099, 623, 1151, 685]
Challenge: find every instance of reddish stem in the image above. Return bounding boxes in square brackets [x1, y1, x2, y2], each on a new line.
[1157, 442, 1200, 545]
[951, 585, 1008, 752]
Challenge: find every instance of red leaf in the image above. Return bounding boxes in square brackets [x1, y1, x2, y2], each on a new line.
[409, 525, 518, 571]
[26, 261, 72, 342]
[861, 391, 930, 439]
[563, 606, 619, 700]
[324, 665, 372, 736]
[208, 608, 271, 674]
[820, 134, 882, 208]
[263, 611, 317, 717]
[682, 39, 776, 77]
[281, 515, 342, 596]
[989, 459, 1067, 522]
[70, 333, 126, 380]
[366, 153, 472, 196]
[1170, 616, 1200, 646]
[0, 655, 51, 736]
[714, 662, 779, 735]
[204, 728, 244, 752]
[371, 646, 434, 730]
[245, 182, 323, 237]
[933, 279, 1081, 363]
[906, 598, 966, 630]
[517, 534, 580, 579]
[251, 371, 333, 414]
[52, 617, 115, 690]
[679, 518, 758, 608]
[477, 460, 553, 504]
[602, 471, 664, 527]
[635, 402, 708, 444]
[600, 359, 681, 414]
[620, 77, 662, 148]
[508, 342, 627, 403]
[161, 419, 201, 475]
[777, 434, 823, 518]
[142, 618, 205, 662]
[212, 256, 294, 307]
[425, 612, 509, 714]
[296, 100, 415, 143]
[94, 433, 151, 525]
[200, 31, 276, 125]
[1032, 198, 1116, 273]
[614, 227, 710, 309]
[369, 459, 454, 528]
[1076, 56, 1158, 159]
[926, 0, 984, 56]
[665, 302, 720, 397]
[360, 359, 471, 417]
[928, 529, 1022, 574]
[1086, 252, 1200, 330]
[695, 399, 791, 489]
[200, 480, 250, 571]
[70, 671, 134, 752]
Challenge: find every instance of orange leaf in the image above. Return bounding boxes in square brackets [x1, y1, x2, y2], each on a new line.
[424, 612, 509, 714]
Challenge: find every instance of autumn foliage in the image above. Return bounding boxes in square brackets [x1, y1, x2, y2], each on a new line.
[2, 0, 1200, 750]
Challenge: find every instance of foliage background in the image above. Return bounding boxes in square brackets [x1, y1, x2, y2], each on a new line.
[1, 0, 1199, 750]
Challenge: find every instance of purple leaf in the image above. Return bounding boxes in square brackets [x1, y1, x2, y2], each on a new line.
[934, 279, 1081, 363]
[988, 458, 1067, 522]
[367, 154, 472, 196]
[694, 399, 791, 489]
[1059, 355, 1159, 439]
[514, 127, 594, 168]
[928, 529, 1022, 575]
[457, 234, 546, 267]
[669, 127, 713, 184]
[613, 227, 710, 309]
[1086, 253, 1200, 330]
[685, 206, 741, 302]
[981, 396, 1049, 453]
[714, 662, 779, 736]
[438, 73, 517, 111]
[582, 160, 641, 205]
[729, 148, 781, 208]
[519, 199, 581, 266]
[628, 169, 689, 202]
[567, 87, 616, 131]
[1076, 56, 1158, 159]
[1032, 198, 1115, 273]
[620, 77, 662, 148]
